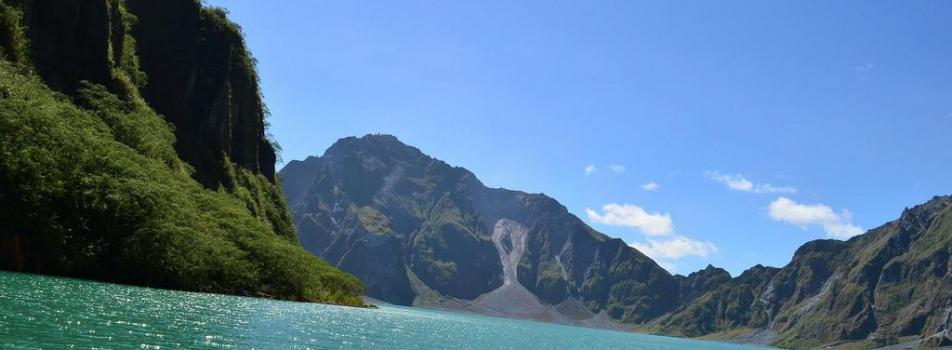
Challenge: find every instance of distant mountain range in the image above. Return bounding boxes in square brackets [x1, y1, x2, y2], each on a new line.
[281, 134, 952, 349]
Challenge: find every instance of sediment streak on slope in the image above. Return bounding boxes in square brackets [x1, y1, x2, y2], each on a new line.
[493, 219, 528, 286]
[432, 219, 623, 330]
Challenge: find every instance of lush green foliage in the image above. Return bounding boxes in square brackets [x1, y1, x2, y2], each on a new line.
[107, 0, 148, 96]
[0, 2, 27, 63]
[0, 62, 364, 306]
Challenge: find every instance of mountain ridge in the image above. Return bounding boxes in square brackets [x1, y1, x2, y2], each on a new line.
[281, 134, 683, 322]
[281, 134, 952, 349]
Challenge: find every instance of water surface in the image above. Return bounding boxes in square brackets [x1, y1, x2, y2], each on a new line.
[0, 272, 773, 349]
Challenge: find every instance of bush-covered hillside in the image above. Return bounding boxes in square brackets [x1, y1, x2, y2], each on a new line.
[0, 0, 364, 306]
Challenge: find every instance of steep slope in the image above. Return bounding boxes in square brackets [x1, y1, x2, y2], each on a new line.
[281, 135, 688, 324]
[654, 196, 952, 349]
[127, 0, 281, 187]
[0, 0, 363, 306]
[652, 264, 779, 337]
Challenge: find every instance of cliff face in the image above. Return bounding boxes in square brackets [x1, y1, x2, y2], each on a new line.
[0, 0, 362, 306]
[28, 0, 289, 237]
[126, 0, 277, 186]
[11, 0, 282, 212]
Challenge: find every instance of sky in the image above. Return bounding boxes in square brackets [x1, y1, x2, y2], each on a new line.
[206, 0, 952, 275]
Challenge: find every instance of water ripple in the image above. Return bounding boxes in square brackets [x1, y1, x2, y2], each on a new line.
[0, 272, 774, 350]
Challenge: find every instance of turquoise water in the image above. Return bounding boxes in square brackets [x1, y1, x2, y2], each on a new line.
[0, 272, 773, 349]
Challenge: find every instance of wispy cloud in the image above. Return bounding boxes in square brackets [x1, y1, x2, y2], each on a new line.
[707, 171, 753, 191]
[610, 165, 626, 174]
[854, 63, 874, 80]
[586, 203, 673, 236]
[768, 197, 864, 239]
[584, 164, 597, 176]
[630, 235, 718, 260]
[641, 182, 660, 191]
[706, 171, 797, 194]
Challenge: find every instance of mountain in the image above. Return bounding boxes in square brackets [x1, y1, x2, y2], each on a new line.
[280, 135, 689, 325]
[653, 196, 952, 349]
[281, 134, 952, 349]
[0, 0, 363, 306]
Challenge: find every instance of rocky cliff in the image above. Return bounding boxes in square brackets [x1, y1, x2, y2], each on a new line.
[127, 0, 279, 187]
[655, 196, 952, 349]
[6, 0, 288, 229]
[0, 0, 362, 306]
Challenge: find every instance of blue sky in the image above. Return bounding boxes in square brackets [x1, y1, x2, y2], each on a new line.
[207, 0, 952, 275]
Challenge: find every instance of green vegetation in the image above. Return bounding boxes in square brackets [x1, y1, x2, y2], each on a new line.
[651, 197, 952, 350]
[106, 0, 147, 98]
[355, 205, 392, 234]
[0, 2, 27, 64]
[0, 0, 365, 307]
[225, 160, 297, 239]
[0, 62, 363, 306]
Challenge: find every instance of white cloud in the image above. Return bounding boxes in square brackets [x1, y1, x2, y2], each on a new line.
[655, 261, 678, 274]
[610, 165, 626, 174]
[707, 171, 753, 191]
[588, 202, 719, 272]
[629, 235, 718, 260]
[584, 164, 597, 176]
[586, 203, 673, 236]
[706, 171, 797, 194]
[768, 197, 865, 239]
[754, 183, 798, 194]
[641, 182, 660, 191]
[823, 222, 865, 239]
[767, 197, 837, 225]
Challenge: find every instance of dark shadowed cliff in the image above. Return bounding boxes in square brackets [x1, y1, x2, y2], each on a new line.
[0, 0, 363, 306]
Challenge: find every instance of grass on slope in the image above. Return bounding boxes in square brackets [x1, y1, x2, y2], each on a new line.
[0, 61, 365, 306]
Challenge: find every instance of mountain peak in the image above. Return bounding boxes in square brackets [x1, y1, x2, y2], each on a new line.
[329, 134, 408, 149]
[281, 136, 680, 321]
[322, 134, 426, 163]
